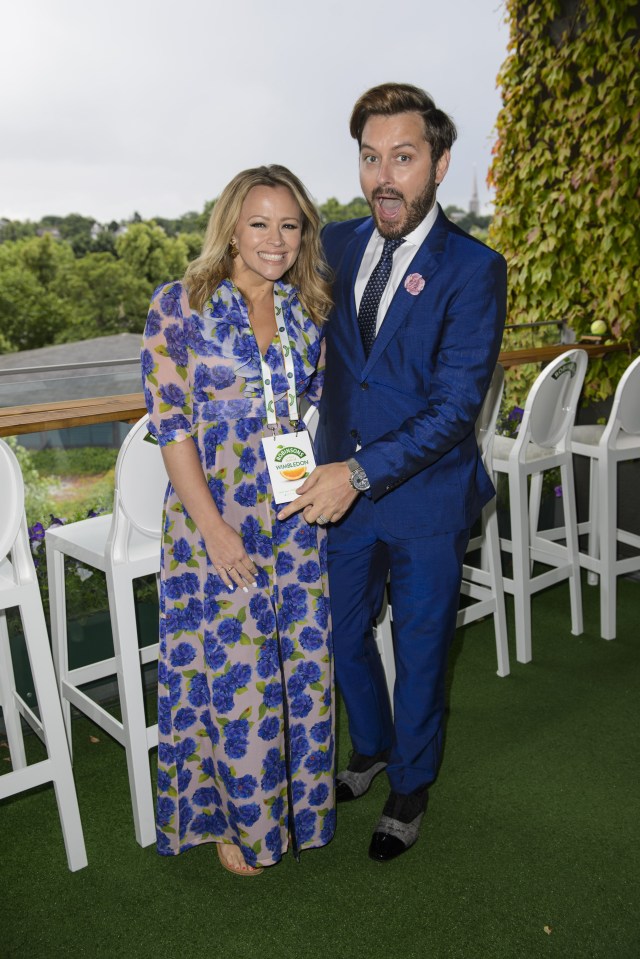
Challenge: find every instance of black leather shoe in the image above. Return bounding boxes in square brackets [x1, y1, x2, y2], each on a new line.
[368, 830, 412, 862]
[335, 749, 390, 803]
[368, 788, 429, 862]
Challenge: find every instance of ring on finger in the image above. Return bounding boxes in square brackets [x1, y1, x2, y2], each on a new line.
[317, 514, 329, 526]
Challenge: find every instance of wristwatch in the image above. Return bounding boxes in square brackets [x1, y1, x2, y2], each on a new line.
[347, 457, 370, 492]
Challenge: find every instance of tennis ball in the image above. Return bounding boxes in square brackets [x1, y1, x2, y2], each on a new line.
[590, 320, 608, 336]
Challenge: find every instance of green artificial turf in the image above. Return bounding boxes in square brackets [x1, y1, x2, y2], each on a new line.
[2, 575, 639, 959]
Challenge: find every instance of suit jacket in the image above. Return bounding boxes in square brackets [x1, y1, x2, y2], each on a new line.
[316, 205, 507, 538]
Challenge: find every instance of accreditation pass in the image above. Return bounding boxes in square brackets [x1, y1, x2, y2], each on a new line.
[262, 430, 316, 505]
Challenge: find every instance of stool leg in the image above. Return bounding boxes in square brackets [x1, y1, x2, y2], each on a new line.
[107, 567, 156, 848]
[510, 467, 533, 664]
[484, 499, 510, 677]
[46, 542, 73, 753]
[21, 595, 88, 871]
[0, 610, 27, 769]
[587, 457, 600, 587]
[599, 455, 617, 640]
[561, 460, 583, 636]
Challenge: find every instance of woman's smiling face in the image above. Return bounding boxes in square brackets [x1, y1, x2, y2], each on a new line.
[231, 185, 303, 286]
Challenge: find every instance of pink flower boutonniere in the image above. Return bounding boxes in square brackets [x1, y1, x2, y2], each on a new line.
[404, 273, 425, 296]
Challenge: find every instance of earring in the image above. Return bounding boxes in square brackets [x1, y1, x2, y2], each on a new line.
[229, 239, 239, 259]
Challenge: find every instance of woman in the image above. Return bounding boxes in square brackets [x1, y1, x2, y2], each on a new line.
[141, 165, 334, 876]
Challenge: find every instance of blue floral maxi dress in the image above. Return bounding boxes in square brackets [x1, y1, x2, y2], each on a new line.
[141, 279, 335, 866]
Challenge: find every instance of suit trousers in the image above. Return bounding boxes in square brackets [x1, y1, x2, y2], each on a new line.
[328, 494, 470, 795]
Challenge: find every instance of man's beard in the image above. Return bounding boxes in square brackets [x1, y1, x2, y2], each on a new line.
[369, 166, 438, 239]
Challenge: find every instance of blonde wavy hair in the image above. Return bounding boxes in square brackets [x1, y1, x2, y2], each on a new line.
[184, 165, 332, 326]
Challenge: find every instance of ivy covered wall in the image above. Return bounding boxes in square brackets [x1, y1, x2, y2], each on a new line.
[489, 0, 639, 405]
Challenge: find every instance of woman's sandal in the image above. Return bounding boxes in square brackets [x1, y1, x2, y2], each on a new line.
[216, 843, 264, 877]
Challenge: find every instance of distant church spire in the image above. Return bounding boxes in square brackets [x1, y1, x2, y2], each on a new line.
[469, 167, 480, 216]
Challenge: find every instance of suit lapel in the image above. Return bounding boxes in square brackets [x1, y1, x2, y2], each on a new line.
[335, 219, 375, 374]
[362, 208, 449, 377]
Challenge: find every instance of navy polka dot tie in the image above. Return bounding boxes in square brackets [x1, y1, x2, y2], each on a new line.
[357, 237, 405, 356]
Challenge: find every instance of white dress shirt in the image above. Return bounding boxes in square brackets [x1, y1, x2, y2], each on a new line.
[354, 202, 440, 334]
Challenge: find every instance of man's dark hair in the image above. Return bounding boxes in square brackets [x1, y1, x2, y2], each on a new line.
[350, 82, 457, 162]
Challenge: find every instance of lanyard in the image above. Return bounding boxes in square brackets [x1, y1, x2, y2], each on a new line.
[259, 314, 299, 431]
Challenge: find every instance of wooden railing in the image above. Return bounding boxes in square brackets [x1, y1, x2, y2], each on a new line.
[0, 342, 632, 437]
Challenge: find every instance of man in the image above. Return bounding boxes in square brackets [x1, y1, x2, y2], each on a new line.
[278, 82, 506, 862]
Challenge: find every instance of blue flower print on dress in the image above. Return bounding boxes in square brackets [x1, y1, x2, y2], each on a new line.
[164, 324, 189, 368]
[292, 780, 306, 803]
[159, 383, 188, 408]
[234, 482, 257, 508]
[309, 719, 332, 744]
[261, 747, 286, 791]
[295, 808, 317, 845]
[299, 626, 323, 651]
[218, 618, 243, 646]
[297, 560, 321, 584]
[142, 277, 333, 861]
[172, 538, 193, 565]
[308, 783, 329, 807]
[192, 785, 222, 808]
[223, 719, 250, 759]
[249, 594, 276, 635]
[203, 632, 227, 671]
[239, 447, 257, 474]
[170, 642, 196, 668]
[217, 761, 257, 800]
[321, 808, 336, 844]
[141, 349, 155, 380]
[275, 551, 296, 577]
[191, 811, 227, 836]
[187, 672, 210, 708]
[280, 584, 308, 630]
[174, 707, 197, 731]
[157, 796, 176, 827]
[290, 694, 314, 718]
[145, 310, 162, 337]
[257, 638, 280, 680]
[262, 681, 283, 710]
[179, 801, 193, 842]
[228, 801, 261, 828]
[265, 825, 283, 858]
[314, 595, 330, 630]
[203, 422, 230, 469]
[258, 715, 281, 741]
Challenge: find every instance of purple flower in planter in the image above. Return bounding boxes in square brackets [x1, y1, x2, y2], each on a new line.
[554, 485, 563, 498]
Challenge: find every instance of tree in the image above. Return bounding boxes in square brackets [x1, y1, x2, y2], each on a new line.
[320, 197, 371, 223]
[115, 222, 191, 287]
[52, 253, 152, 341]
[0, 236, 75, 349]
[489, 0, 640, 406]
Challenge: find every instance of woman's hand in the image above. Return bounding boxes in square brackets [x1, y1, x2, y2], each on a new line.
[203, 521, 259, 592]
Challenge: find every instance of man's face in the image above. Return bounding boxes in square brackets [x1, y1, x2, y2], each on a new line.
[359, 112, 450, 239]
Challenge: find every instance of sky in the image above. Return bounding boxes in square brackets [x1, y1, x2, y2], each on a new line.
[1, 0, 510, 224]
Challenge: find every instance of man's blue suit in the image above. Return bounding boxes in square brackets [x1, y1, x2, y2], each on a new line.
[316, 205, 506, 794]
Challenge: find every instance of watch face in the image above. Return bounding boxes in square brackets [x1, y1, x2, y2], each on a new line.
[351, 469, 369, 491]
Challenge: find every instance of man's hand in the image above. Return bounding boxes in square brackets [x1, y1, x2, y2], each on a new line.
[277, 462, 359, 525]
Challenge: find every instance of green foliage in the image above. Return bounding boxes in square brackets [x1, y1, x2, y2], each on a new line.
[489, 0, 640, 408]
[115, 221, 193, 286]
[52, 252, 151, 340]
[30, 445, 119, 476]
[0, 235, 75, 349]
[320, 197, 371, 223]
[4, 437, 56, 520]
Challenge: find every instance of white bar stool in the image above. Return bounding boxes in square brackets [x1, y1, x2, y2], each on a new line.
[0, 438, 87, 872]
[492, 349, 588, 664]
[537, 354, 640, 640]
[45, 415, 167, 848]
